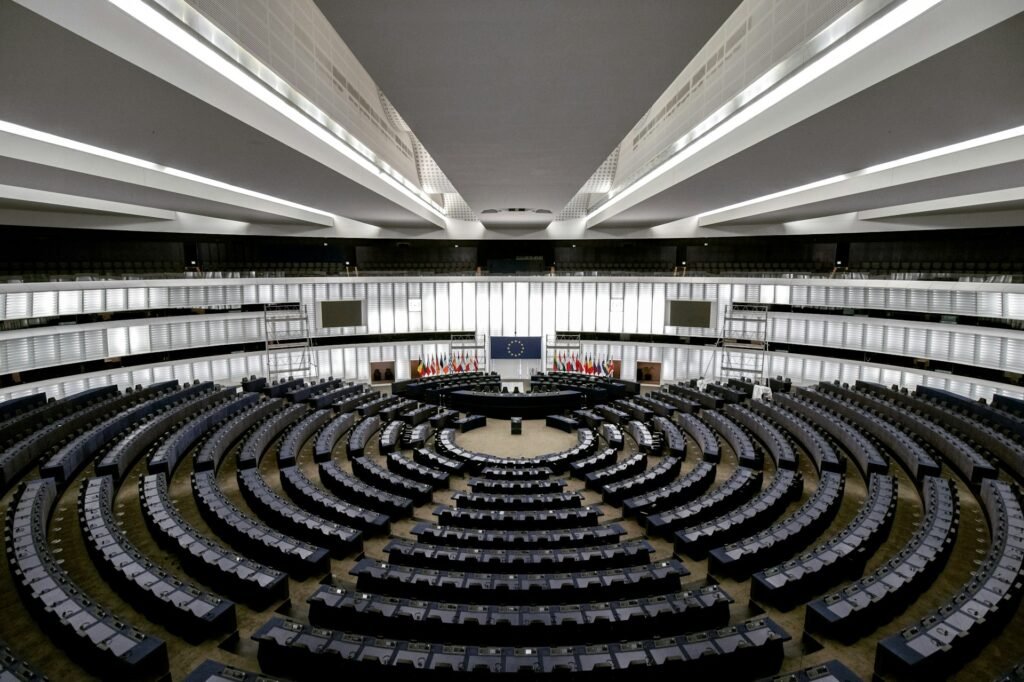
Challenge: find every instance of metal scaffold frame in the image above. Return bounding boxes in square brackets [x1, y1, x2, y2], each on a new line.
[545, 333, 582, 370]
[263, 302, 316, 378]
[703, 303, 769, 384]
[450, 332, 487, 371]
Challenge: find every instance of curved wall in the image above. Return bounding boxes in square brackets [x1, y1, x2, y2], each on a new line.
[2, 275, 1023, 402]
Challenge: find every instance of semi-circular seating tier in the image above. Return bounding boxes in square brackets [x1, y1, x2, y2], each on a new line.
[0, 373, 1020, 680]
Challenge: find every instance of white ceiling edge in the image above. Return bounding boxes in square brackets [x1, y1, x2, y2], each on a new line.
[0, 122, 336, 227]
[0, 206, 395, 239]
[697, 126, 1024, 226]
[13, 0, 447, 229]
[585, 0, 1024, 227]
[649, 210, 1018, 240]
[0, 183, 175, 220]
[858, 186, 1024, 220]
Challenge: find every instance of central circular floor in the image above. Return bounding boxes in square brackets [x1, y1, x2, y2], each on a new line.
[452, 418, 580, 458]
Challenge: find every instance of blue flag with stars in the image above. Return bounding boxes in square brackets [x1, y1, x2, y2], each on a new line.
[490, 336, 543, 359]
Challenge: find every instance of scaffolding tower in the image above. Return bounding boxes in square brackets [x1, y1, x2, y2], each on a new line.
[450, 333, 487, 371]
[545, 333, 582, 371]
[264, 303, 316, 379]
[706, 303, 769, 384]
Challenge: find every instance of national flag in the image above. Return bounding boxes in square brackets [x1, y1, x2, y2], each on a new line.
[417, 358, 425, 376]
[575, 353, 584, 373]
[455, 352, 463, 373]
[473, 354, 479, 371]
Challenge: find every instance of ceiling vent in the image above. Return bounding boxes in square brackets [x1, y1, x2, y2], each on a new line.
[481, 208, 552, 215]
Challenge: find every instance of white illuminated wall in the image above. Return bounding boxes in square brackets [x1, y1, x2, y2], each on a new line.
[2, 276, 1024, 402]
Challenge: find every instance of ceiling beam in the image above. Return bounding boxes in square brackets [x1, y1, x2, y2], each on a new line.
[0, 121, 337, 227]
[858, 186, 1024, 220]
[697, 126, 1024, 227]
[0, 183, 175, 219]
[585, 0, 1024, 228]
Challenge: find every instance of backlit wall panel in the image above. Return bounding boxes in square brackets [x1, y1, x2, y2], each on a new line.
[3, 276, 1024, 385]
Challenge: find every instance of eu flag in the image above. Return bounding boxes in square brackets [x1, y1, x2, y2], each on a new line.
[490, 336, 543, 359]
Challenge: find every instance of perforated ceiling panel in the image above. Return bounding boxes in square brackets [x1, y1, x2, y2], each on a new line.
[413, 139, 457, 195]
[558, 147, 620, 219]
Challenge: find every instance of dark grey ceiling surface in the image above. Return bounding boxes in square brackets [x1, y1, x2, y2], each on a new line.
[317, 0, 743, 223]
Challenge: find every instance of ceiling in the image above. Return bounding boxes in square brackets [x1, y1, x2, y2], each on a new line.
[0, 0, 431, 229]
[601, 13, 1024, 229]
[315, 0, 743, 227]
[0, 0, 1021, 239]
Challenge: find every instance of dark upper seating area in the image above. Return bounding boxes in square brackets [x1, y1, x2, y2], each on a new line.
[3, 227, 1023, 283]
[0, 376, 1020, 680]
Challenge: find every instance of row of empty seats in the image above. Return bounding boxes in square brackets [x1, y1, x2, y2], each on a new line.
[0, 374, 1020, 680]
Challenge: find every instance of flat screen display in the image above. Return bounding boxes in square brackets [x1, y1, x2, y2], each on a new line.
[666, 300, 713, 328]
[320, 300, 365, 327]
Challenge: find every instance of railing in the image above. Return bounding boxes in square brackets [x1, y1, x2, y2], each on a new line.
[4, 266, 1016, 284]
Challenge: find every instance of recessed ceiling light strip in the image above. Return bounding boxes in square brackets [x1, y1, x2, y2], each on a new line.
[108, 0, 447, 219]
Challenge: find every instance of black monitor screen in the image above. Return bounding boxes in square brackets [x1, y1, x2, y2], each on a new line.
[320, 300, 365, 327]
[666, 300, 713, 328]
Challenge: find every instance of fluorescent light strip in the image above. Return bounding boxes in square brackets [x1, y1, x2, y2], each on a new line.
[0, 119, 336, 221]
[107, 0, 447, 219]
[587, 0, 942, 222]
[696, 124, 1024, 222]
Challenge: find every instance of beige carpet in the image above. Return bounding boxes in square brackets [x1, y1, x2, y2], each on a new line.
[454, 419, 578, 458]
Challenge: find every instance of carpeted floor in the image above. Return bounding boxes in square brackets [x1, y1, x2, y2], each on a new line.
[454, 418, 578, 457]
